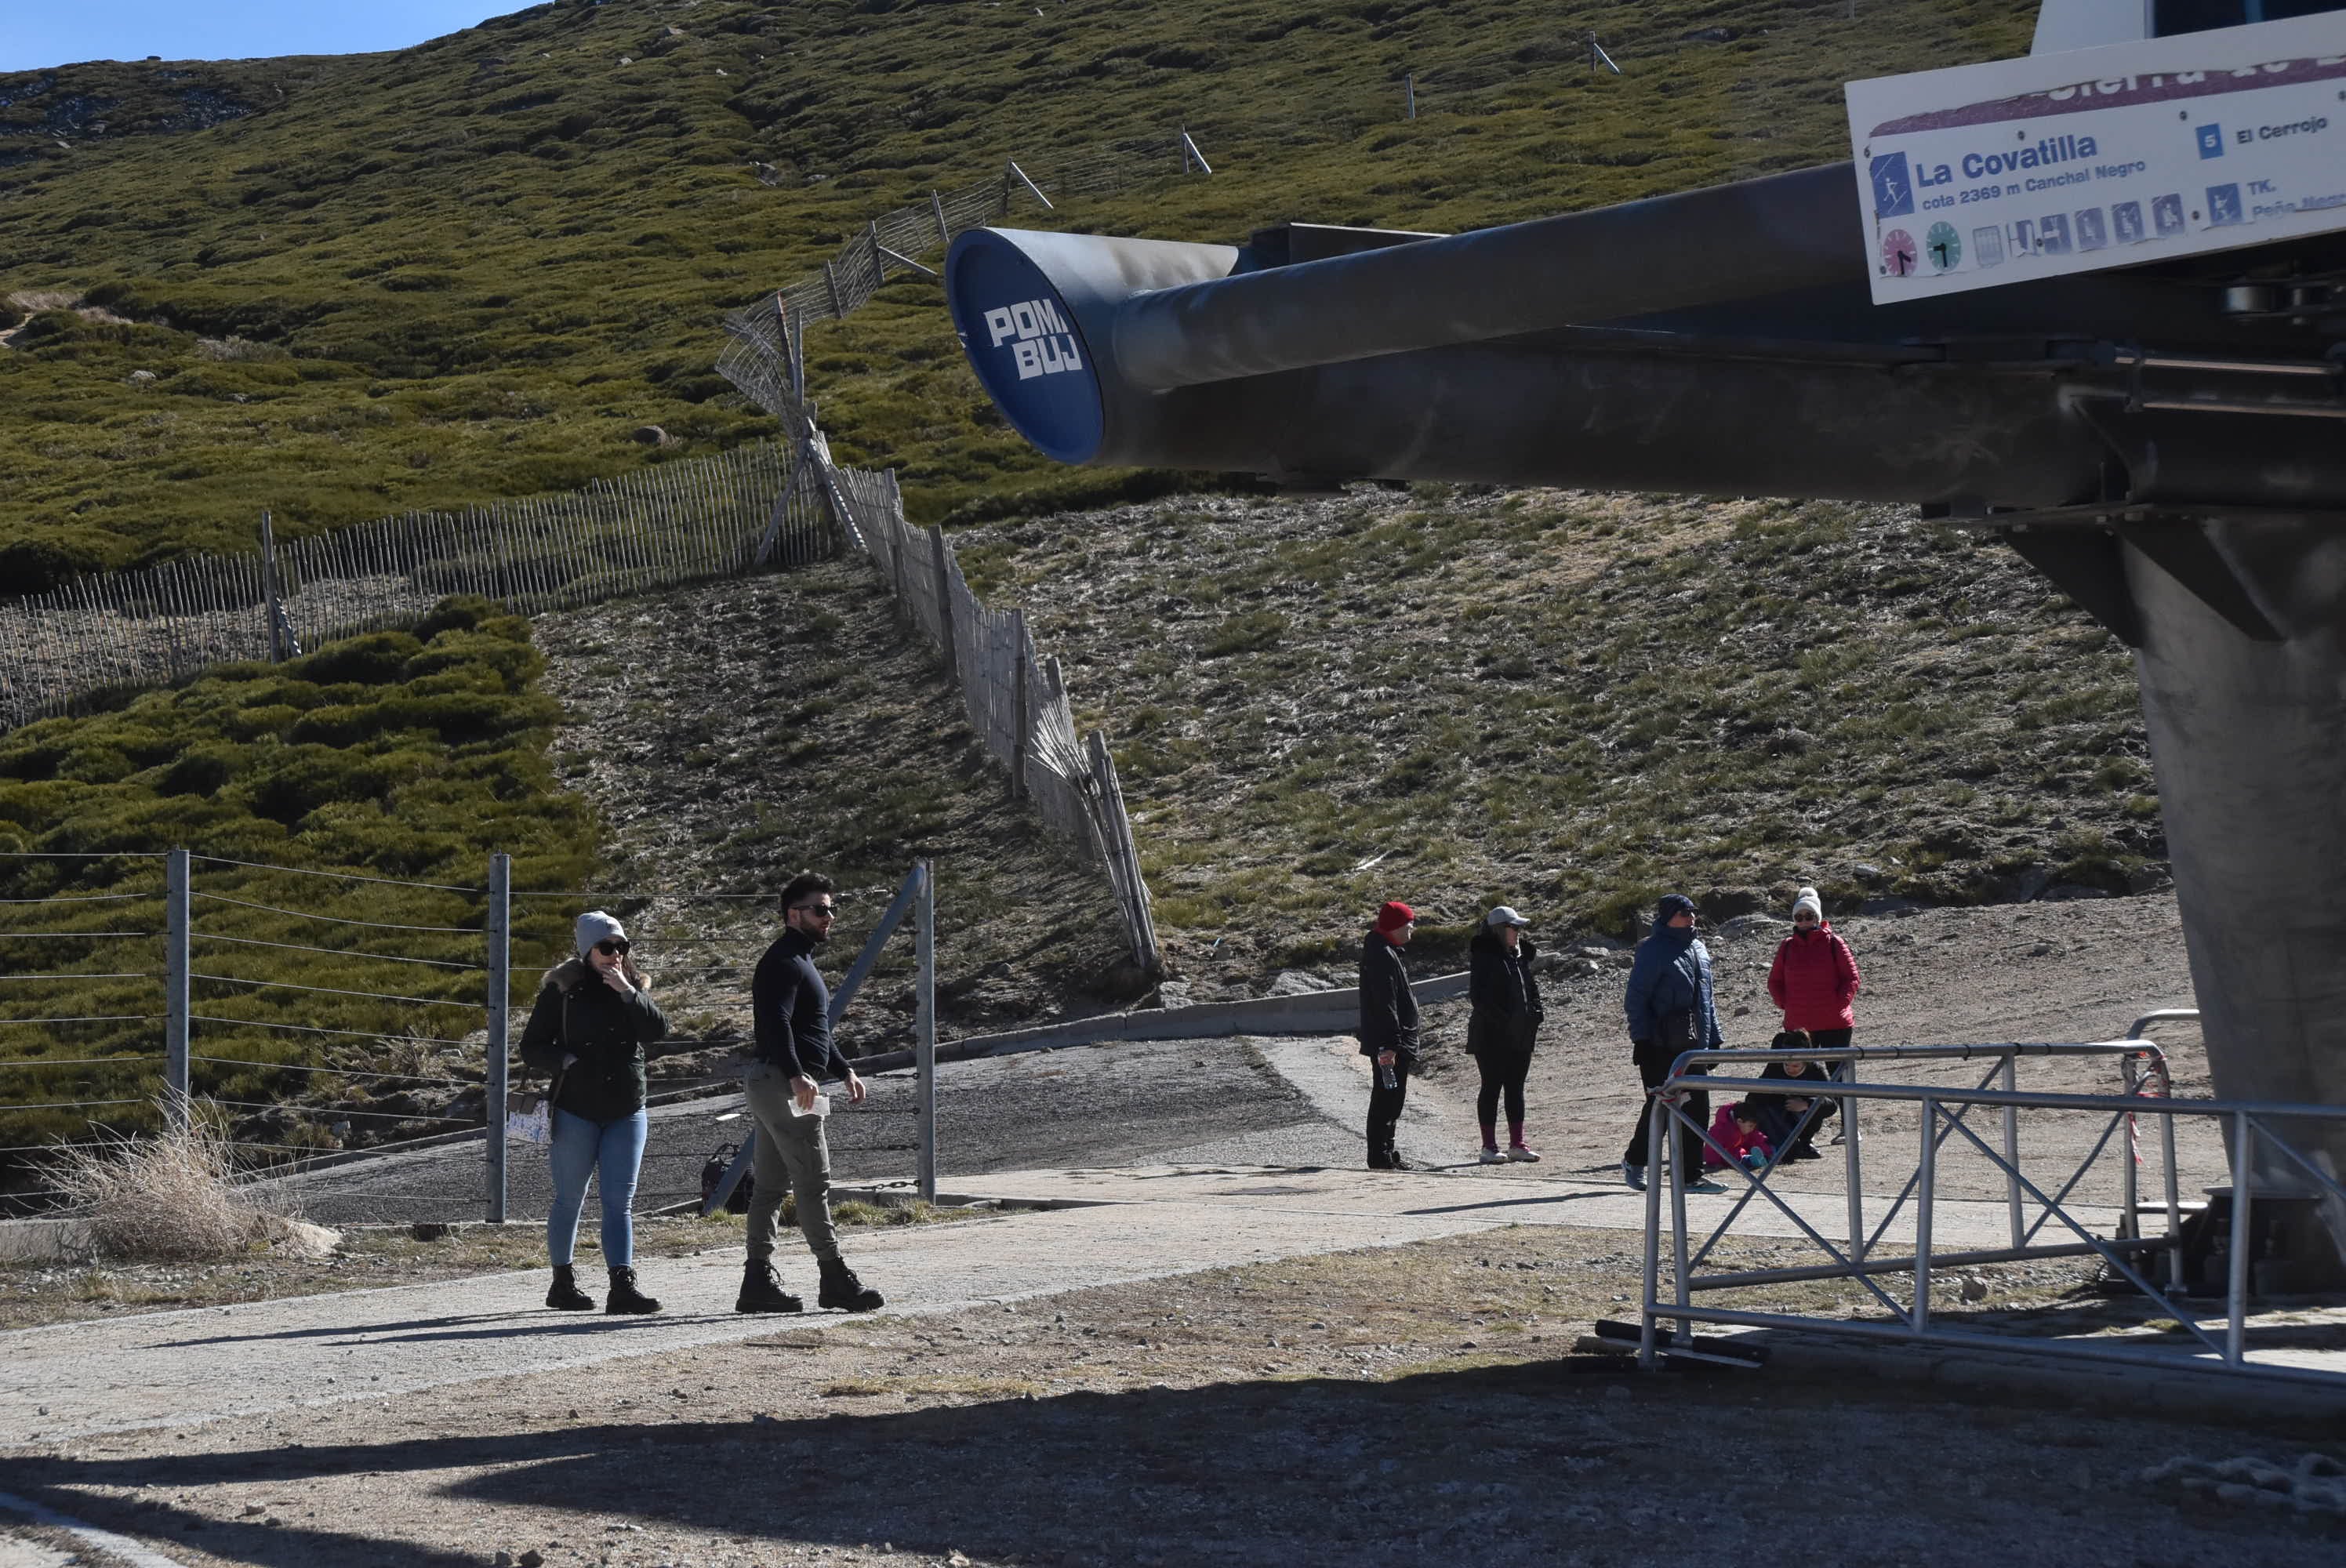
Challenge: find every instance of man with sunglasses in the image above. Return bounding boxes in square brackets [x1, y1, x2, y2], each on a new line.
[737, 870, 884, 1314]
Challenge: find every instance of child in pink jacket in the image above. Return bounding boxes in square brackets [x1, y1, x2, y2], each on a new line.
[1703, 1102, 1774, 1171]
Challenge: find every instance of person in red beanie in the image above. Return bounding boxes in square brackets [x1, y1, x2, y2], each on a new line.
[1767, 886, 1861, 1051]
[1359, 900, 1420, 1170]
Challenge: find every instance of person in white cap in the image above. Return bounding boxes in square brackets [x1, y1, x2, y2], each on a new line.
[1466, 905, 1545, 1163]
[518, 910, 668, 1315]
[1767, 886, 1861, 1050]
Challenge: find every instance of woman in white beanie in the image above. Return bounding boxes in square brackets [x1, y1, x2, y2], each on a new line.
[1766, 887, 1861, 1051]
[518, 910, 669, 1314]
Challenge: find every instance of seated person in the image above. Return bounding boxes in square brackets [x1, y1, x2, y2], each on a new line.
[1703, 1101, 1774, 1171]
[1747, 1028, 1838, 1160]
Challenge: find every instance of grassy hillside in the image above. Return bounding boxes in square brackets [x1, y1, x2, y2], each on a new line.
[957, 485, 2154, 982]
[0, 0, 2038, 585]
[0, 601, 594, 1164]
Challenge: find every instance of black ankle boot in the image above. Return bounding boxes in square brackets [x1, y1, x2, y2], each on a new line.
[817, 1255, 884, 1312]
[604, 1266, 660, 1316]
[546, 1265, 594, 1312]
[735, 1258, 802, 1315]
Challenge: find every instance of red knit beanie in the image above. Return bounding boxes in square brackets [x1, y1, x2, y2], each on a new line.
[1375, 901, 1415, 935]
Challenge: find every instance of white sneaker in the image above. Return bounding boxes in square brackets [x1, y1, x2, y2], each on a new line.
[1622, 1162, 1647, 1190]
[1478, 1146, 1508, 1164]
[1507, 1145, 1542, 1163]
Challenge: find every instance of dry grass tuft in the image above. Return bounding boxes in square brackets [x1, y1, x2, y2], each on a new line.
[54, 1123, 310, 1262]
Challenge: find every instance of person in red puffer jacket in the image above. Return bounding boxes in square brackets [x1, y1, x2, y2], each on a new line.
[1767, 887, 1861, 1051]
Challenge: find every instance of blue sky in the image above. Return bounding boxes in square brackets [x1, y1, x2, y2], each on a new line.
[1, 2, 533, 74]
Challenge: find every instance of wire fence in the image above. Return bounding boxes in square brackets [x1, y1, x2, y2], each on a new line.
[0, 848, 933, 1224]
[0, 442, 810, 731]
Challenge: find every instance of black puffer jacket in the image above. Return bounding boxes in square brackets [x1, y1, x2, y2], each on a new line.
[1467, 927, 1542, 1060]
[517, 957, 668, 1123]
[1357, 928, 1420, 1061]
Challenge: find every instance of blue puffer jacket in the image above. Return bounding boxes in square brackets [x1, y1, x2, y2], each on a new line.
[1623, 910, 1723, 1051]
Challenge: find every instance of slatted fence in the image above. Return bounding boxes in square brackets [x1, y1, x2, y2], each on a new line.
[0, 443, 812, 730]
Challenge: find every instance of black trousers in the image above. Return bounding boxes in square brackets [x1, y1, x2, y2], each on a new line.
[1748, 1091, 1836, 1152]
[1366, 1058, 1410, 1163]
[1806, 1027, 1854, 1053]
[1474, 1049, 1531, 1130]
[1623, 1037, 1709, 1174]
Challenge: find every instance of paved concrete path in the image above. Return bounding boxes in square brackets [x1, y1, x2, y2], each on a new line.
[5, 1152, 2108, 1443]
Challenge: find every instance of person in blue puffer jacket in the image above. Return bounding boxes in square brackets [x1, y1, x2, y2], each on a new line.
[1620, 893, 1725, 1192]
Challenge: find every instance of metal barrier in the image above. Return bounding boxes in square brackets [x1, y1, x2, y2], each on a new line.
[1636, 1036, 2346, 1393]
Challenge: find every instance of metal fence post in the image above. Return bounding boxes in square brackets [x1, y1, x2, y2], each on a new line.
[1915, 1097, 1937, 1335]
[1666, 1091, 1691, 1347]
[1404, 72, 1416, 120]
[2000, 1054, 2023, 1248]
[163, 847, 190, 1131]
[916, 858, 937, 1204]
[1840, 1058, 1865, 1264]
[2227, 1111, 2252, 1364]
[1638, 1091, 1665, 1369]
[485, 851, 511, 1224]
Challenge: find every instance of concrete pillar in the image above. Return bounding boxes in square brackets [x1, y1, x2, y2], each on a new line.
[2122, 517, 2346, 1200]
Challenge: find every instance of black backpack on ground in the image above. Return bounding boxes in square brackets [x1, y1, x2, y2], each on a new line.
[699, 1141, 754, 1214]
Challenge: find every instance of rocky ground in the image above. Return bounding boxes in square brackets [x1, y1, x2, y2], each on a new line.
[3, 1226, 2341, 1568]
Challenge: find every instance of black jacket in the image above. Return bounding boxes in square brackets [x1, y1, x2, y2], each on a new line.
[1467, 927, 1542, 1060]
[1755, 1056, 1838, 1117]
[517, 957, 667, 1123]
[753, 927, 852, 1080]
[1357, 928, 1420, 1060]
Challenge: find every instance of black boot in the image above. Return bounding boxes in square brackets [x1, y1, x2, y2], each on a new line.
[546, 1265, 594, 1312]
[817, 1255, 884, 1312]
[604, 1266, 660, 1316]
[735, 1257, 803, 1315]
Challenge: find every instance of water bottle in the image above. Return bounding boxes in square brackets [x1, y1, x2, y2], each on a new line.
[1378, 1060, 1397, 1091]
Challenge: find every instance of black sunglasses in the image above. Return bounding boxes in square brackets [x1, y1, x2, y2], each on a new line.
[594, 939, 631, 956]
[794, 903, 838, 919]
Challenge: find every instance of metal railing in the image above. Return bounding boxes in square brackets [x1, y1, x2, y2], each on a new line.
[1636, 1035, 2346, 1393]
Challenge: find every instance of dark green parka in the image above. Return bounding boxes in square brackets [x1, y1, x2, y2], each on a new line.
[517, 956, 667, 1122]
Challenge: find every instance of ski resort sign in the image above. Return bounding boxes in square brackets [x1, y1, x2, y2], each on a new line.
[1846, 11, 2346, 303]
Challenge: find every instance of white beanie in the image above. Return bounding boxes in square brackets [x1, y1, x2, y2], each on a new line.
[1792, 887, 1824, 922]
[575, 909, 626, 956]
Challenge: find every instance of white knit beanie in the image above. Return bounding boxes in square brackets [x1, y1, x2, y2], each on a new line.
[1792, 887, 1824, 922]
[575, 910, 626, 957]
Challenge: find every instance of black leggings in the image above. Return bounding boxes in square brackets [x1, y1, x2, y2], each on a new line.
[1475, 1050, 1530, 1129]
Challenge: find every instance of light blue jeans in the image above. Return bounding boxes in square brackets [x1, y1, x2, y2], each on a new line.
[547, 1106, 648, 1269]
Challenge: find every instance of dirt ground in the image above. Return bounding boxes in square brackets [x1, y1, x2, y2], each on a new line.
[0, 1210, 946, 1334]
[5, 1225, 2338, 1568]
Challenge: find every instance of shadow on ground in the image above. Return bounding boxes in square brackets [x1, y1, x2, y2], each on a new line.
[10, 1358, 2339, 1568]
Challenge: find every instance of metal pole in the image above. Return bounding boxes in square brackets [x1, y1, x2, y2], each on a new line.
[1404, 72, 1415, 120]
[485, 851, 511, 1224]
[1639, 1091, 1665, 1369]
[932, 189, 951, 252]
[2001, 1054, 2023, 1248]
[2162, 1100, 2186, 1290]
[1915, 1096, 1936, 1335]
[916, 858, 937, 1204]
[2227, 1111, 2252, 1365]
[163, 847, 190, 1131]
[2119, 1056, 2141, 1250]
[1840, 1059, 1865, 1263]
[1667, 1094, 1691, 1348]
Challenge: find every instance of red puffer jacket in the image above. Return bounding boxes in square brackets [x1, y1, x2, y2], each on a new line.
[1767, 923, 1861, 1031]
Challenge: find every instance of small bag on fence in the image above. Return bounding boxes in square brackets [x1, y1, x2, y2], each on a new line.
[700, 1141, 755, 1214]
[506, 1069, 561, 1146]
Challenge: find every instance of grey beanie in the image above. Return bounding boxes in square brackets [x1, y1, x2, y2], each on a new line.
[575, 909, 626, 957]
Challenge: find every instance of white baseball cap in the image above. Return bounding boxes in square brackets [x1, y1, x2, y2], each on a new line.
[1485, 906, 1531, 928]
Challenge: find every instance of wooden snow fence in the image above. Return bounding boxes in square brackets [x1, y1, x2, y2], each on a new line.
[826, 466, 1160, 978]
